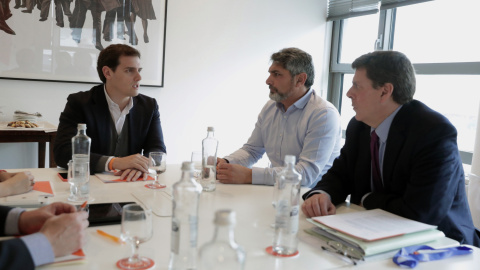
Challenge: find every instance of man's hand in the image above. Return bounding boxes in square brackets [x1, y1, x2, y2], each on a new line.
[301, 193, 336, 217]
[216, 158, 227, 166]
[18, 202, 77, 235]
[0, 171, 17, 182]
[0, 172, 34, 197]
[216, 163, 252, 184]
[114, 168, 144, 182]
[40, 211, 89, 257]
[112, 154, 149, 173]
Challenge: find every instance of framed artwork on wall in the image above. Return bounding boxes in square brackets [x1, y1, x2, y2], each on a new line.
[0, 0, 167, 87]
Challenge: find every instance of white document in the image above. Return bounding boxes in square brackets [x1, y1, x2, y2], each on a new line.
[312, 208, 436, 242]
[95, 172, 153, 183]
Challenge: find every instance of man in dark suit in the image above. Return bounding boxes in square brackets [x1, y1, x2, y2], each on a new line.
[54, 44, 166, 181]
[0, 202, 88, 268]
[302, 51, 480, 247]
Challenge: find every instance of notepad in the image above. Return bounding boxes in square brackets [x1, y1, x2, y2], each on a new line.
[52, 249, 85, 265]
[95, 172, 154, 183]
[306, 220, 445, 257]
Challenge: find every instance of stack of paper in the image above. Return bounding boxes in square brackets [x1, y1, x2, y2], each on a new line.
[307, 209, 446, 259]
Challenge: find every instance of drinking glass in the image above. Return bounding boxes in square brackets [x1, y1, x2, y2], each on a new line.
[67, 160, 91, 202]
[145, 152, 166, 189]
[117, 204, 154, 270]
[190, 151, 202, 180]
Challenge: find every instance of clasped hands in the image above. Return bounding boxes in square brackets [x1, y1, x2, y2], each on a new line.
[19, 202, 89, 258]
[111, 154, 150, 181]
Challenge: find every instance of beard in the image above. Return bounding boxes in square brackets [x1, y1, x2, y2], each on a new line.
[269, 86, 291, 102]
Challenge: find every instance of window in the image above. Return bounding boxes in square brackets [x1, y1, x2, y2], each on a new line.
[328, 0, 480, 164]
[393, 0, 480, 63]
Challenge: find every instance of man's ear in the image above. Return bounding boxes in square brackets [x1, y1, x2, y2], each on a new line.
[295, 73, 307, 87]
[380, 83, 394, 101]
[102, 66, 112, 80]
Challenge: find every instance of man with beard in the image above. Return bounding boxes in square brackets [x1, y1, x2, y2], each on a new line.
[216, 48, 342, 187]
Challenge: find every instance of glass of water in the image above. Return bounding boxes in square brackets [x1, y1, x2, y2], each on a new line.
[145, 152, 167, 189]
[67, 160, 90, 202]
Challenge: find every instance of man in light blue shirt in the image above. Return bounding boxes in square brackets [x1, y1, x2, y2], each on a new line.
[216, 48, 342, 187]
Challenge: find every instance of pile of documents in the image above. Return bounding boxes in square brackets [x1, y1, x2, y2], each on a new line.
[306, 209, 447, 261]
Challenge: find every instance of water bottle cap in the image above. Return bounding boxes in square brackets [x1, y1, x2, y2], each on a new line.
[181, 161, 194, 171]
[77, 123, 87, 130]
[284, 155, 296, 164]
[214, 209, 236, 226]
[207, 126, 215, 132]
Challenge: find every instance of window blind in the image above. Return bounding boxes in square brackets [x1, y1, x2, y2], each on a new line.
[327, 0, 380, 21]
[380, 0, 434, 10]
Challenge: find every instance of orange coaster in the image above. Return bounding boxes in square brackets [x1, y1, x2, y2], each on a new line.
[265, 246, 299, 257]
[144, 184, 166, 189]
[116, 257, 155, 270]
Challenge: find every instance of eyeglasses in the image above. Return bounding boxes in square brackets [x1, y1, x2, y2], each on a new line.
[321, 240, 364, 265]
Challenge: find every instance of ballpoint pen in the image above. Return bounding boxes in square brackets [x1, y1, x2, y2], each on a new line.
[97, 229, 123, 244]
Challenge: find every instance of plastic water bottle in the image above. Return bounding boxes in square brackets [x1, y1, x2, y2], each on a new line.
[71, 123, 91, 200]
[272, 155, 302, 255]
[169, 162, 203, 270]
[201, 126, 218, 192]
[198, 210, 245, 270]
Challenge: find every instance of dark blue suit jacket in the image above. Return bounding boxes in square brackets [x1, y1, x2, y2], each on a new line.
[303, 100, 480, 246]
[54, 84, 166, 171]
[0, 206, 35, 269]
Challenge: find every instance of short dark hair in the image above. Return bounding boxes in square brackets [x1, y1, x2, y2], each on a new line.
[270, 48, 315, 88]
[96, 44, 141, 83]
[352, 51, 415, 105]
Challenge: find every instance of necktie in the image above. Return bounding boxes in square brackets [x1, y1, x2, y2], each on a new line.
[370, 130, 383, 192]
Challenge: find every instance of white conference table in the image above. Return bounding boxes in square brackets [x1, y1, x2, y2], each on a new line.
[3, 166, 480, 270]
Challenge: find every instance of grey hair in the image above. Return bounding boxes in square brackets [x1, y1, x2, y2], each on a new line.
[270, 48, 315, 88]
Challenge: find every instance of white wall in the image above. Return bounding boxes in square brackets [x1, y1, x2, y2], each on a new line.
[0, 0, 329, 169]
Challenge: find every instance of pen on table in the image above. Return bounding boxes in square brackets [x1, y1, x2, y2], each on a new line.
[97, 229, 123, 244]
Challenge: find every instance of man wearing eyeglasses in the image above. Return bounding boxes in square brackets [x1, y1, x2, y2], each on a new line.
[302, 51, 480, 247]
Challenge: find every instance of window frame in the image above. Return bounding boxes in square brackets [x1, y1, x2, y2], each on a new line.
[327, 8, 480, 164]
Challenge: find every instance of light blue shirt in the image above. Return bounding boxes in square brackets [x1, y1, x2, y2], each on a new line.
[312, 105, 404, 202]
[370, 105, 403, 191]
[224, 89, 342, 187]
[5, 208, 55, 266]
